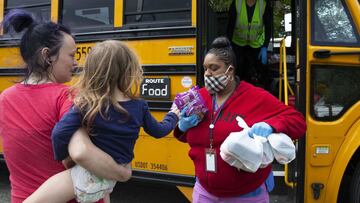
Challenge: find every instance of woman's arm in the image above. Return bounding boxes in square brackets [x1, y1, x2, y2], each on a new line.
[68, 128, 132, 182]
[260, 93, 307, 140]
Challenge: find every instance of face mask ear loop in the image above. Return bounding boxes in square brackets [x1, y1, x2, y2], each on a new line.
[225, 65, 234, 81]
[224, 66, 231, 75]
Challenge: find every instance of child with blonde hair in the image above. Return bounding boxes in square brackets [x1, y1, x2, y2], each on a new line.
[24, 40, 180, 203]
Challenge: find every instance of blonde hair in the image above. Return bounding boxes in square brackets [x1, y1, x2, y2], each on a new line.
[71, 40, 143, 131]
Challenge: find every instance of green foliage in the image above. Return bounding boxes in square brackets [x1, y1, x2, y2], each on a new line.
[273, 0, 291, 38]
[209, 0, 233, 12]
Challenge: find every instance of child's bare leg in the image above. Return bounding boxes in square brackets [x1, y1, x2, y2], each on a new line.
[104, 193, 111, 203]
[23, 170, 75, 203]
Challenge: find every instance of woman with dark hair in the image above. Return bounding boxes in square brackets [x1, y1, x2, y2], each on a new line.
[0, 10, 131, 203]
[174, 36, 306, 202]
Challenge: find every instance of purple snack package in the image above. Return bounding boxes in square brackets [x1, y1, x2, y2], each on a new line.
[174, 86, 208, 118]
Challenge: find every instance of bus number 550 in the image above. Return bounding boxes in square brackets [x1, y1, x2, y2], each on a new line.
[76, 46, 92, 61]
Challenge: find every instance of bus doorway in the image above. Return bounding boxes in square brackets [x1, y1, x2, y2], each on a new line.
[197, 1, 299, 200]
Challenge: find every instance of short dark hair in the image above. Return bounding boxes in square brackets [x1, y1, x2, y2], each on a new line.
[207, 36, 237, 69]
[1, 9, 72, 83]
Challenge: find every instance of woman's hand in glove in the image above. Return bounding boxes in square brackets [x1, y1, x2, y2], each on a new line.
[178, 108, 200, 132]
[248, 122, 273, 138]
[258, 47, 267, 65]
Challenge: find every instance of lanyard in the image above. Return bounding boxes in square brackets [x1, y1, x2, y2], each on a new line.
[209, 96, 226, 149]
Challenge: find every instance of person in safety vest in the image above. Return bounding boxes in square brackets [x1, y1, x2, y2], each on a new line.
[227, 0, 271, 87]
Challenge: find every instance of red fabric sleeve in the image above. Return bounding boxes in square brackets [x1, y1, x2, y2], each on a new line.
[261, 93, 306, 140]
[173, 126, 188, 143]
[56, 87, 73, 120]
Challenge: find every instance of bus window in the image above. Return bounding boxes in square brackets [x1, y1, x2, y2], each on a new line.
[312, 0, 359, 45]
[311, 66, 360, 121]
[123, 0, 191, 28]
[3, 0, 50, 37]
[61, 0, 114, 33]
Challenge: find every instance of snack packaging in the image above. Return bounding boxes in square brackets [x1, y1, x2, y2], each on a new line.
[174, 86, 208, 118]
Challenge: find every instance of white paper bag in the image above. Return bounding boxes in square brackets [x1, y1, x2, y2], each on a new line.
[220, 117, 264, 172]
[267, 133, 296, 164]
[260, 140, 274, 168]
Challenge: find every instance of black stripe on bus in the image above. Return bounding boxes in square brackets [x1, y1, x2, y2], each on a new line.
[0, 65, 195, 76]
[73, 26, 194, 36]
[73, 65, 196, 76]
[142, 65, 196, 75]
[74, 27, 196, 43]
[5, 3, 51, 10]
[124, 8, 191, 16]
[146, 100, 172, 111]
[131, 170, 195, 187]
[0, 68, 83, 76]
[296, 0, 307, 202]
[0, 27, 196, 47]
[0, 68, 26, 76]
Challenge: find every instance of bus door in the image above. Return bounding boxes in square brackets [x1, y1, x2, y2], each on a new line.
[198, 0, 300, 198]
[196, 0, 230, 72]
[300, 0, 360, 202]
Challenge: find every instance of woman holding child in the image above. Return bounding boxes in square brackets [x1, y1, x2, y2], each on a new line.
[0, 10, 131, 203]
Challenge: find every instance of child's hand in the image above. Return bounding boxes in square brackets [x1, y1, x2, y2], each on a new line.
[123, 162, 132, 169]
[119, 162, 132, 182]
[170, 103, 180, 119]
[62, 156, 76, 169]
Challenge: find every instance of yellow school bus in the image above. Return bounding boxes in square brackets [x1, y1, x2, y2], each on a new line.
[0, 0, 359, 202]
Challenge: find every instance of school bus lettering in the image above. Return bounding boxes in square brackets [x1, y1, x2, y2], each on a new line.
[134, 161, 168, 171]
[141, 84, 168, 97]
[75, 46, 92, 61]
[168, 46, 194, 55]
[140, 78, 170, 99]
[150, 163, 168, 171]
[134, 161, 148, 169]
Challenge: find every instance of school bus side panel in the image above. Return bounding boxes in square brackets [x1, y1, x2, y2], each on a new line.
[304, 0, 360, 202]
[0, 45, 23, 156]
[324, 107, 360, 202]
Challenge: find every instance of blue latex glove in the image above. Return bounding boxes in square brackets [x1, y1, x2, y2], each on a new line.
[248, 122, 273, 138]
[258, 47, 267, 65]
[265, 170, 275, 192]
[178, 108, 200, 132]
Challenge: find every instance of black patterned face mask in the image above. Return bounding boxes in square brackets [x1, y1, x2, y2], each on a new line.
[204, 66, 232, 94]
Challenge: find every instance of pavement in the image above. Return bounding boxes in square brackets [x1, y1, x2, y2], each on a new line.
[0, 162, 295, 203]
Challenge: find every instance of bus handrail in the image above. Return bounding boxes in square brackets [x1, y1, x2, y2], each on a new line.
[279, 38, 295, 189]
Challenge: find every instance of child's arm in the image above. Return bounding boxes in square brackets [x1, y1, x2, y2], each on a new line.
[52, 106, 82, 161]
[69, 128, 132, 182]
[143, 101, 180, 138]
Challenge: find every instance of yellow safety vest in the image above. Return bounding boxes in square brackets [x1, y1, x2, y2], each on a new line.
[232, 0, 266, 48]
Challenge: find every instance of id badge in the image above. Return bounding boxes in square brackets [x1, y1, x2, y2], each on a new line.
[205, 148, 217, 173]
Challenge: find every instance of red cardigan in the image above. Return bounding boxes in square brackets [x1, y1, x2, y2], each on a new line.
[174, 81, 306, 197]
